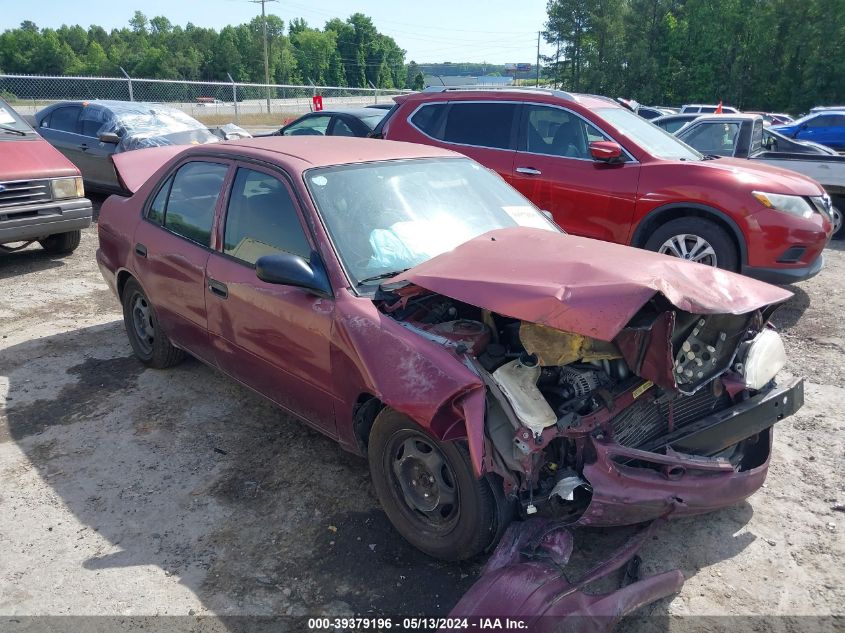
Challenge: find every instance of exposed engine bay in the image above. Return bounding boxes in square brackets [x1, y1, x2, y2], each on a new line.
[378, 287, 801, 524]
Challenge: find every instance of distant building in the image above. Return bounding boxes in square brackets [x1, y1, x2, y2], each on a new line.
[476, 76, 513, 85]
[423, 75, 513, 87]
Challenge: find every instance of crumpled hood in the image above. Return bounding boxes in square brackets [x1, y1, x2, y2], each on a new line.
[390, 227, 792, 341]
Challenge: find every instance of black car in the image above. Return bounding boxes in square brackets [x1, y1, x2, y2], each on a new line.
[651, 113, 702, 134]
[271, 108, 387, 137]
[34, 100, 218, 192]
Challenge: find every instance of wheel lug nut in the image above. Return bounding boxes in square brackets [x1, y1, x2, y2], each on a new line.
[428, 476, 435, 483]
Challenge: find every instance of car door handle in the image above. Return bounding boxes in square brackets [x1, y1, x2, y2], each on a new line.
[516, 167, 542, 175]
[135, 243, 147, 258]
[79, 143, 89, 151]
[208, 278, 228, 299]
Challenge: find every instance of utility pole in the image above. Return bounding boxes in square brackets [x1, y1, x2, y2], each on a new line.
[250, 0, 278, 114]
[536, 31, 541, 87]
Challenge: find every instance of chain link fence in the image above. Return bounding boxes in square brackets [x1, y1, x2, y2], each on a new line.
[0, 73, 409, 128]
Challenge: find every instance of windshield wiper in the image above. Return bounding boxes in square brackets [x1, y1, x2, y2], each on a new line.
[703, 154, 722, 160]
[0, 124, 28, 136]
[357, 268, 411, 286]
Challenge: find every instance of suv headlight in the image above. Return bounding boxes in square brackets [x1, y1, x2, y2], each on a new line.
[752, 191, 814, 219]
[51, 177, 84, 200]
[739, 329, 786, 390]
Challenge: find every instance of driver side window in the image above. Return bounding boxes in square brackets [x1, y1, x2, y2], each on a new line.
[522, 105, 610, 159]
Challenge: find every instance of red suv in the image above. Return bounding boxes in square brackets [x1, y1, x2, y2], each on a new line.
[379, 88, 833, 284]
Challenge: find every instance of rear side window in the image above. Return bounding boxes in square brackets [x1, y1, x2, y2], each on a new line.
[47, 106, 82, 133]
[442, 102, 518, 150]
[410, 103, 448, 138]
[159, 161, 228, 246]
[223, 168, 311, 265]
[146, 177, 172, 225]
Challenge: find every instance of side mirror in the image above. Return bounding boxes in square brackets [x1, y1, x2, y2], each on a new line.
[255, 251, 331, 296]
[98, 132, 120, 144]
[589, 140, 624, 163]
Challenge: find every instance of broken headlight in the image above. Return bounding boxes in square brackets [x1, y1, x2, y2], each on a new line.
[738, 329, 786, 390]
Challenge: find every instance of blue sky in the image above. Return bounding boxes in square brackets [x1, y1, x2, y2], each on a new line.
[1, 0, 554, 65]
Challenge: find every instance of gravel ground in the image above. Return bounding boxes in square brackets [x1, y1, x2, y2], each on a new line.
[0, 219, 842, 631]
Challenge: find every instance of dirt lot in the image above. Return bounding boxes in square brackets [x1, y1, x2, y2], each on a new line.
[0, 219, 843, 631]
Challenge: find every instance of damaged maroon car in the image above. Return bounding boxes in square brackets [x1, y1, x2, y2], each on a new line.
[96, 137, 803, 562]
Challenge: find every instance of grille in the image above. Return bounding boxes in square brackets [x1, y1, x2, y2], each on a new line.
[611, 387, 732, 449]
[0, 180, 52, 209]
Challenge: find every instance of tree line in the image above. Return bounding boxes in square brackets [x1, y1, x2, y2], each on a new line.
[544, 0, 845, 113]
[0, 11, 426, 90]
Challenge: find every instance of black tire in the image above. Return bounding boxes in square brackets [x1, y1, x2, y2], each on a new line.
[368, 408, 511, 561]
[121, 278, 185, 369]
[644, 217, 738, 272]
[39, 230, 81, 255]
[830, 197, 844, 240]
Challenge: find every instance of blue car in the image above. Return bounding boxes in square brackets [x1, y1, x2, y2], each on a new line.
[772, 110, 845, 152]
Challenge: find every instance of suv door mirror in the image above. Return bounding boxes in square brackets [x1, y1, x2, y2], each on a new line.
[255, 251, 331, 296]
[589, 140, 624, 163]
[98, 132, 120, 144]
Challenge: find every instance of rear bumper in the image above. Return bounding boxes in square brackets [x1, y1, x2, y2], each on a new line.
[0, 198, 93, 244]
[576, 378, 804, 526]
[743, 253, 824, 284]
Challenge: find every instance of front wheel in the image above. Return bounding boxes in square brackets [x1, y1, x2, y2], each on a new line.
[39, 230, 81, 255]
[644, 217, 738, 271]
[830, 197, 844, 240]
[368, 409, 511, 561]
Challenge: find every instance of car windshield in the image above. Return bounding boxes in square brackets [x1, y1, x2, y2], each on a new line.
[0, 98, 36, 136]
[305, 157, 559, 287]
[596, 107, 703, 160]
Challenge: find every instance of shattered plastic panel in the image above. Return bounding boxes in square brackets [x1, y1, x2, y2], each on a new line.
[446, 518, 684, 632]
[89, 101, 219, 152]
[391, 227, 792, 342]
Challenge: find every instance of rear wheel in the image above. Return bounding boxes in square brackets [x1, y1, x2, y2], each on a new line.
[39, 230, 81, 255]
[368, 408, 511, 561]
[121, 278, 185, 368]
[644, 217, 738, 271]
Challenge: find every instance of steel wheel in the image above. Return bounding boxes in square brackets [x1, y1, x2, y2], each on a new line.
[831, 206, 843, 236]
[658, 233, 718, 266]
[131, 294, 155, 356]
[389, 432, 460, 530]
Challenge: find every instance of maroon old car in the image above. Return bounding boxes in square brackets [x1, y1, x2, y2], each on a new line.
[97, 137, 802, 561]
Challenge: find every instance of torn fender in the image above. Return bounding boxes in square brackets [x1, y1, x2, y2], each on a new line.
[390, 227, 792, 342]
[445, 518, 684, 632]
[330, 296, 488, 474]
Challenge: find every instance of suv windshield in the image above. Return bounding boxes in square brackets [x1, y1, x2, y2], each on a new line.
[596, 107, 703, 161]
[305, 157, 559, 287]
[0, 98, 36, 137]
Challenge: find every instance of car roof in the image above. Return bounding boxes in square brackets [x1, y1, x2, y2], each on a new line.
[398, 88, 620, 110]
[687, 113, 762, 122]
[184, 136, 461, 170]
[295, 107, 386, 118]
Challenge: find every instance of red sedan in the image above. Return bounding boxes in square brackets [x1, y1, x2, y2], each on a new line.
[97, 137, 802, 561]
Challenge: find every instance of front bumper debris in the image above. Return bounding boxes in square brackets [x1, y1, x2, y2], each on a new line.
[575, 379, 804, 526]
[444, 518, 684, 632]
